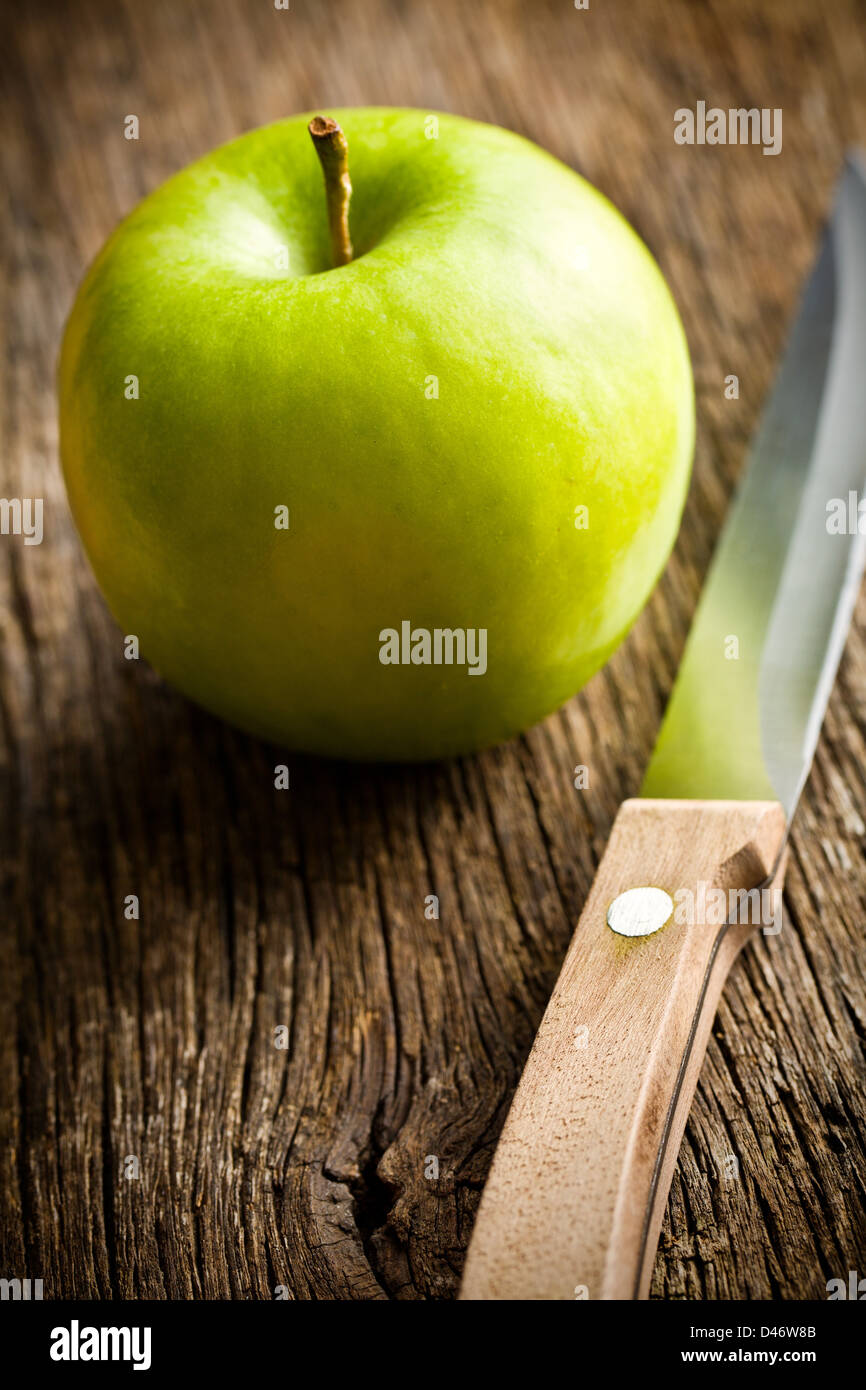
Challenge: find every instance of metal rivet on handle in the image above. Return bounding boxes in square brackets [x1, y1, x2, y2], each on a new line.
[606, 886, 674, 938]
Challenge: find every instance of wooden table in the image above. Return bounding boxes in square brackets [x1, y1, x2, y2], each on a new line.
[2, 0, 865, 1300]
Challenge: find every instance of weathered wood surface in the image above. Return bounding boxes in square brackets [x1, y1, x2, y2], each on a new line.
[2, 0, 865, 1300]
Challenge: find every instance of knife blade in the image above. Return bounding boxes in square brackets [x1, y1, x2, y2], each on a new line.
[644, 155, 866, 813]
[460, 157, 866, 1301]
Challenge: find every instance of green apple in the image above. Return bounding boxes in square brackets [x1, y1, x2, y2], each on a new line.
[59, 108, 693, 760]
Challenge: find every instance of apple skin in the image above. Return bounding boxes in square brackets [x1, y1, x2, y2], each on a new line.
[59, 108, 693, 760]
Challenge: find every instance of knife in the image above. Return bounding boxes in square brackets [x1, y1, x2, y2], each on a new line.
[460, 157, 866, 1301]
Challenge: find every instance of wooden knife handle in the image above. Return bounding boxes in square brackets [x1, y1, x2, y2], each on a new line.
[459, 798, 787, 1301]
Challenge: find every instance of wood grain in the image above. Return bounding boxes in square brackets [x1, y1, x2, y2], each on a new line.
[2, 0, 866, 1301]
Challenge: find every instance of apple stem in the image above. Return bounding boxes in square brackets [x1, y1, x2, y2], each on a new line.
[308, 116, 354, 267]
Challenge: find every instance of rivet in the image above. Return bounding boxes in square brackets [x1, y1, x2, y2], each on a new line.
[606, 886, 673, 938]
